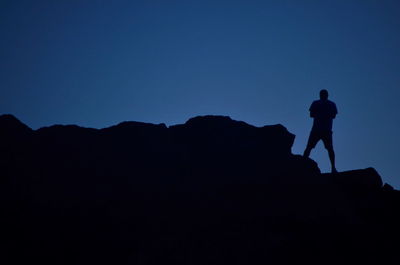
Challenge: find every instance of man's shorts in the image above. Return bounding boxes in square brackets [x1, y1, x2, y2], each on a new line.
[306, 130, 333, 150]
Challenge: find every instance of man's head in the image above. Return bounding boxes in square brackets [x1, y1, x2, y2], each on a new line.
[320, 89, 329, 100]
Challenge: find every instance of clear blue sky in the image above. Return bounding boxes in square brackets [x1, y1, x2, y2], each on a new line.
[1, 0, 400, 187]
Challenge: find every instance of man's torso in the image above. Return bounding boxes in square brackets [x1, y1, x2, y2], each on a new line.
[310, 99, 338, 132]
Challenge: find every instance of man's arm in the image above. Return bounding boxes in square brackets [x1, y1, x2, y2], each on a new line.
[309, 102, 316, 118]
[332, 102, 338, 119]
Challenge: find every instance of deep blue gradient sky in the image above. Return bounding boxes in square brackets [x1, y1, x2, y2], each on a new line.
[1, 1, 400, 187]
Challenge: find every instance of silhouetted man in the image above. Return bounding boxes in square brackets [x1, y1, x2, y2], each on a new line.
[303, 89, 338, 173]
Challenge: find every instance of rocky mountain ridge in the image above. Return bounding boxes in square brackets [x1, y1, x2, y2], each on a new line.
[0, 114, 399, 265]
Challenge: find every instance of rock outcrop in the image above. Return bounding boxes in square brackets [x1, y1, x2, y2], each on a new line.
[0, 114, 399, 265]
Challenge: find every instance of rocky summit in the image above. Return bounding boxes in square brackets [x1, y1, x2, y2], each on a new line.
[0, 114, 399, 265]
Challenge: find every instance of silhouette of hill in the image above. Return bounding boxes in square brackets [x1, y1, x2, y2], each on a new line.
[1, 114, 399, 265]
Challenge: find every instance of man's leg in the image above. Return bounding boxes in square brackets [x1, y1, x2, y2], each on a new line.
[303, 146, 312, 158]
[303, 131, 318, 158]
[322, 131, 337, 173]
[327, 147, 337, 173]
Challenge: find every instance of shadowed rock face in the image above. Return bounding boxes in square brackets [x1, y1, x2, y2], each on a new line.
[0, 114, 399, 265]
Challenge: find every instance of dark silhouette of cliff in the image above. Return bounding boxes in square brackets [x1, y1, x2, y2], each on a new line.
[0, 114, 399, 265]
